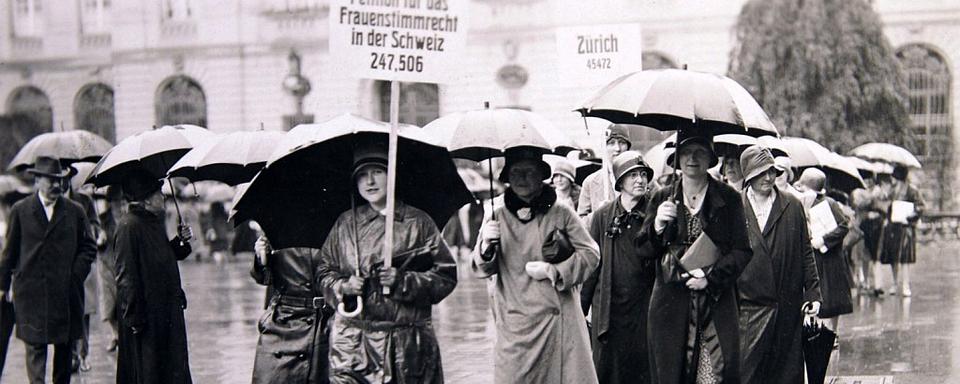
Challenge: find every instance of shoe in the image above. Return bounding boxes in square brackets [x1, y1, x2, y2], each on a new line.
[107, 339, 118, 352]
[888, 286, 899, 296]
[79, 357, 91, 372]
[901, 286, 912, 297]
[71, 356, 80, 373]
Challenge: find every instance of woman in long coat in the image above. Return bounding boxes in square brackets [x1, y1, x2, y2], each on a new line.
[736, 146, 822, 384]
[114, 170, 193, 384]
[250, 243, 333, 384]
[472, 147, 600, 384]
[317, 145, 457, 383]
[642, 133, 752, 384]
[581, 151, 657, 383]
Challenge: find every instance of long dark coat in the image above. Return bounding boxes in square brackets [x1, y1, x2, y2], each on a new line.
[642, 178, 752, 384]
[811, 195, 851, 318]
[738, 189, 822, 384]
[114, 204, 192, 384]
[0, 194, 97, 344]
[878, 184, 924, 265]
[581, 196, 656, 383]
[251, 247, 332, 384]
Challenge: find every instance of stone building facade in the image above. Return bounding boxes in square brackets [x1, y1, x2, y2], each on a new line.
[0, 0, 957, 209]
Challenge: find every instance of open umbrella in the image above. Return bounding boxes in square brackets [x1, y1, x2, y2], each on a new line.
[849, 142, 922, 169]
[424, 107, 578, 161]
[780, 137, 864, 192]
[576, 68, 779, 138]
[231, 114, 472, 250]
[168, 130, 285, 186]
[85, 124, 212, 187]
[756, 135, 790, 158]
[8, 130, 114, 171]
[0, 175, 30, 196]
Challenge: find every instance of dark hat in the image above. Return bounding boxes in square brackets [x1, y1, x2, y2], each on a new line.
[606, 124, 632, 149]
[121, 169, 163, 201]
[892, 164, 909, 181]
[26, 156, 72, 178]
[739, 145, 782, 188]
[665, 131, 718, 168]
[612, 151, 653, 192]
[352, 144, 388, 179]
[499, 146, 550, 183]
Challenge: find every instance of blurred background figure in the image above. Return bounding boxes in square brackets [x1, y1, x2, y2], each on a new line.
[551, 159, 581, 211]
[877, 165, 925, 297]
[94, 186, 123, 352]
[201, 201, 232, 264]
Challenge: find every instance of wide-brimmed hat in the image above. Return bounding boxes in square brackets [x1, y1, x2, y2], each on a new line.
[606, 124, 632, 149]
[798, 168, 826, 194]
[499, 146, 550, 183]
[121, 169, 163, 201]
[352, 144, 388, 179]
[26, 156, 72, 178]
[551, 160, 575, 184]
[774, 156, 795, 183]
[740, 145, 782, 188]
[666, 131, 718, 168]
[612, 151, 653, 191]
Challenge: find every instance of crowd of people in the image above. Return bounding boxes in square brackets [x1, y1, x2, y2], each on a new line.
[0, 121, 924, 384]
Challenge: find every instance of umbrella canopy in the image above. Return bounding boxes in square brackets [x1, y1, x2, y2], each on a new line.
[69, 162, 97, 191]
[576, 68, 779, 137]
[168, 130, 285, 185]
[8, 130, 114, 171]
[0, 175, 30, 196]
[756, 135, 790, 158]
[423, 108, 579, 161]
[85, 124, 213, 187]
[849, 142, 922, 169]
[781, 137, 864, 192]
[231, 114, 473, 249]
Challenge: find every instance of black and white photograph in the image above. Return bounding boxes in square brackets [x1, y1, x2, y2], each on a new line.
[0, 0, 957, 383]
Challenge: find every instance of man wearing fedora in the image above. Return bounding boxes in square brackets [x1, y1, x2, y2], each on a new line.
[0, 156, 97, 384]
[581, 150, 657, 383]
[736, 145, 821, 384]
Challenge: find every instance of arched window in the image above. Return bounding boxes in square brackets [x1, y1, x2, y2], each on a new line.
[155, 75, 207, 127]
[377, 81, 439, 127]
[7, 85, 53, 133]
[896, 44, 953, 209]
[74, 83, 116, 142]
[642, 51, 678, 70]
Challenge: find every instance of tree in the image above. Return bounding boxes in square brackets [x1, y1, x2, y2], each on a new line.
[728, 0, 912, 152]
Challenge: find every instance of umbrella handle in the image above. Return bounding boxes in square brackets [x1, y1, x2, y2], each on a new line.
[337, 296, 363, 318]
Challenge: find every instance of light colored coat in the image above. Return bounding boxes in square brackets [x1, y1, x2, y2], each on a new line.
[472, 196, 600, 384]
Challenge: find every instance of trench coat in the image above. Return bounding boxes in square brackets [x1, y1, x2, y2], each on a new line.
[643, 178, 752, 384]
[737, 188, 822, 384]
[578, 169, 616, 218]
[317, 202, 457, 384]
[581, 196, 656, 383]
[0, 194, 97, 344]
[810, 195, 852, 318]
[114, 203, 193, 384]
[251, 247, 332, 384]
[472, 192, 600, 384]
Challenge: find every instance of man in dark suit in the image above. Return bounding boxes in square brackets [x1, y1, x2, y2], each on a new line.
[0, 156, 97, 384]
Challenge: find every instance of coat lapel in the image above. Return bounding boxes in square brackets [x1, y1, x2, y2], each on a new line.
[29, 195, 49, 230]
[761, 191, 788, 238]
[45, 198, 68, 238]
[742, 193, 773, 256]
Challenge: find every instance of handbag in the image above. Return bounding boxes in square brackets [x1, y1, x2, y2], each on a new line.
[542, 228, 575, 264]
[662, 232, 720, 283]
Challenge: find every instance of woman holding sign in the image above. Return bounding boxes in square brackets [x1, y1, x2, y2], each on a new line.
[642, 132, 752, 384]
[878, 165, 925, 297]
[316, 144, 458, 384]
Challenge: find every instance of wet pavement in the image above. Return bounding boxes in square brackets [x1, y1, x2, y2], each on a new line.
[1, 241, 957, 383]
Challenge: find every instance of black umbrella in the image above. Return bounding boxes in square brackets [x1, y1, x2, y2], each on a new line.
[230, 114, 473, 250]
[803, 317, 837, 384]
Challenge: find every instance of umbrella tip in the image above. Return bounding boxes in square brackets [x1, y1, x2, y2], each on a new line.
[484, 101, 490, 109]
[682, 63, 688, 70]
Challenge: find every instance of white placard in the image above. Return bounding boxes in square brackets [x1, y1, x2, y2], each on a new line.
[555, 23, 643, 86]
[329, 0, 468, 83]
[891, 200, 915, 224]
[809, 200, 839, 241]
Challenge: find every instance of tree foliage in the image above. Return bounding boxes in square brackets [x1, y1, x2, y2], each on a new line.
[728, 0, 912, 152]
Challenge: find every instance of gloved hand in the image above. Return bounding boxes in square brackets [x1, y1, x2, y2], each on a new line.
[340, 275, 365, 296]
[254, 236, 272, 265]
[525, 261, 558, 285]
[654, 201, 677, 233]
[480, 220, 501, 251]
